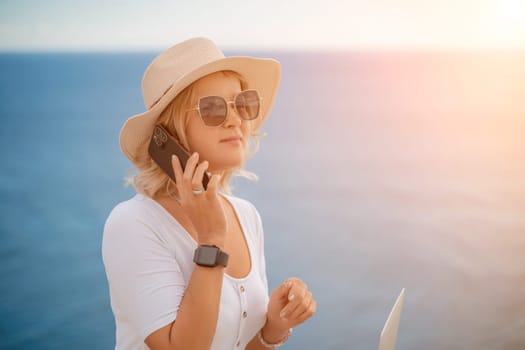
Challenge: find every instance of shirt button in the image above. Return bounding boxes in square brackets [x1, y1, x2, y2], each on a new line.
[236, 340, 241, 347]
[240, 285, 245, 292]
[242, 311, 247, 318]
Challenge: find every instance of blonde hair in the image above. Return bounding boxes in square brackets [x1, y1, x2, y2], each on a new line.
[125, 70, 265, 198]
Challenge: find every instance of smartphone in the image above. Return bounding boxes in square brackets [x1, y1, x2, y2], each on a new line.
[148, 125, 210, 190]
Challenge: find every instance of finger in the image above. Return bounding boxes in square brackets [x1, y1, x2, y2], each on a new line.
[272, 279, 293, 298]
[279, 285, 307, 319]
[285, 277, 306, 291]
[171, 155, 184, 187]
[286, 281, 307, 303]
[288, 291, 313, 320]
[281, 288, 309, 319]
[205, 173, 221, 197]
[192, 160, 209, 190]
[296, 299, 317, 324]
[182, 152, 200, 185]
[270, 279, 300, 319]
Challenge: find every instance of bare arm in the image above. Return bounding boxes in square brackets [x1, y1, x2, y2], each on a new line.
[145, 262, 225, 350]
[145, 153, 228, 349]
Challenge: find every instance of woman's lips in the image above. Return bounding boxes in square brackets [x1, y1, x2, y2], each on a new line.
[220, 137, 242, 143]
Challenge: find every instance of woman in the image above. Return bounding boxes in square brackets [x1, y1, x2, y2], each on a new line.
[102, 37, 316, 350]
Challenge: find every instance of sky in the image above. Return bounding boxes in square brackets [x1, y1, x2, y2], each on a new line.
[1, 0, 525, 51]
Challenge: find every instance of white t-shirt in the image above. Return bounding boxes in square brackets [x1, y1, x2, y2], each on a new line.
[102, 192, 270, 350]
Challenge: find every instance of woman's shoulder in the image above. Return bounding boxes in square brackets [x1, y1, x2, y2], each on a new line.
[102, 193, 180, 257]
[105, 193, 157, 222]
[103, 193, 171, 242]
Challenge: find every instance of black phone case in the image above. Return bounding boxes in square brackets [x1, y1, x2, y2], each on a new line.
[148, 125, 210, 190]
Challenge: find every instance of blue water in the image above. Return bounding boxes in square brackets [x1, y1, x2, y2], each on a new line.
[1, 50, 524, 349]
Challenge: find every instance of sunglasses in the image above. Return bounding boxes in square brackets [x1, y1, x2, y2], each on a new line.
[186, 89, 262, 127]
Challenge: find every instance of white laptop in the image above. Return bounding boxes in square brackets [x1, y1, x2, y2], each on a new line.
[377, 288, 405, 350]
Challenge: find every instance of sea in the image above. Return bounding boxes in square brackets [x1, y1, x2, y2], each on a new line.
[0, 49, 524, 350]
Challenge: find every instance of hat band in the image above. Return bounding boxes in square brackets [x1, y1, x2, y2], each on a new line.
[149, 84, 173, 110]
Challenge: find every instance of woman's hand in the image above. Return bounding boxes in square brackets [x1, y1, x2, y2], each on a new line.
[262, 277, 317, 342]
[171, 152, 227, 246]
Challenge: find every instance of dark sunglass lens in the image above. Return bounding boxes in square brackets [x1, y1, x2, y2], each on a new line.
[199, 96, 227, 126]
[235, 90, 260, 120]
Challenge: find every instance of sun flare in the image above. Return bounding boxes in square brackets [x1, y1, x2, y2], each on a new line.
[480, 0, 525, 47]
[499, 0, 525, 20]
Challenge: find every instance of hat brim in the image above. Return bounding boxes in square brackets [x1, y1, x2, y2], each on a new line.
[119, 56, 281, 165]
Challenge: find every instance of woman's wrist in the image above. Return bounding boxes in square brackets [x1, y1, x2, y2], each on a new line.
[259, 322, 292, 347]
[197, 236, 226, 250]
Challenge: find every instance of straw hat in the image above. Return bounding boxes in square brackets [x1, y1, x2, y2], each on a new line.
[119, 37, 281, 165]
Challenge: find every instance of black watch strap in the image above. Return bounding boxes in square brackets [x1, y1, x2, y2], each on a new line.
[193, 245, 229, 268]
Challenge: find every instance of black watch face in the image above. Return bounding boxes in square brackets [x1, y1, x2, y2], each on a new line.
[197, 246, 219, 266]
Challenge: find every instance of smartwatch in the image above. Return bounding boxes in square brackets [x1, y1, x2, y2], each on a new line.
[193, 245, 229, 268]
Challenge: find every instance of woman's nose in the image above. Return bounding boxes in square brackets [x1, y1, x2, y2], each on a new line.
[223, 101, 242, 127]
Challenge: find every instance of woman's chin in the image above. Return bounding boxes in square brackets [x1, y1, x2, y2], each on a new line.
[207, 157, 243, 173]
